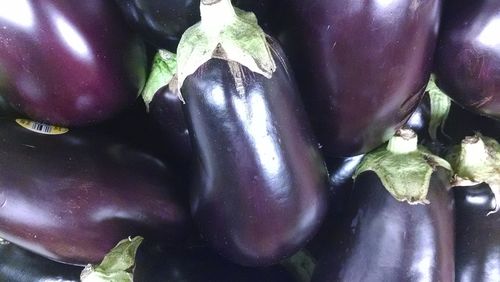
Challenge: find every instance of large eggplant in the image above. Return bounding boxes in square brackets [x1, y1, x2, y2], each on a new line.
[170, 1, 329, 265]
[115, 0, 276, 50]
[183, 43, 328, 266]
[435, 0, 500, 119]
[276, 0, 442, 157]
[0, 118, 189, 265]
[134, 243, 296, 282]
[454, 184, 500, 282]
[312, 170, 455, 282]
[0, 0, 146, 126]
[0, 241, 82, 282]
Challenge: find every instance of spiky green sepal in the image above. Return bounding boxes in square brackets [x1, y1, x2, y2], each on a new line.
[176, 0, 276, 91]
[447, 134, 500, 214]
[141, 50, 177, 110]
[354, 129, 452, 204]
[425, 74, 452, 140]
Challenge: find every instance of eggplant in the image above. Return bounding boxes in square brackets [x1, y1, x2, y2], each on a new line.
[134, 243, 296, 282]
[183, 45, 328, 266]
[454, 184, 499, 282]
[0, 118, 190, 265]
[115, 0, 277, 50]
[149, 84, 192, 164]
[0, 0, 146, 126]
[312, 130, 455, 282]
[446, 134, 500, 282]
[435, 0, 500, 119]
[0, 241, 82, 282]
[168, 0, 328, 266]
[312, 170, 455, 282]
[275, 0, 442, 157]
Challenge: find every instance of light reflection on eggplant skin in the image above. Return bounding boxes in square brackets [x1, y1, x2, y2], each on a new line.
[0, 0, 35, 29]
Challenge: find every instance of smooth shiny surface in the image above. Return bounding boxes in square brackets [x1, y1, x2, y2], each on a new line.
[436, 0, 500, 119]
[182, 40, 329, 266]
[150, 85, 192, 164]
[0, 119, 189, 265]
[0, 0, 146, 126]
[454, 184, 500, 282]
[312, 171, 455, 282]
[0, 242, 82, 282]
[115, 0, 276, 50]
[277, 0, 441, 156]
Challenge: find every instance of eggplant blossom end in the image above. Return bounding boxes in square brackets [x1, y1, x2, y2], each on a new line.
[80, 236, 144, 282]
[176, 0, 276, 91]
[354, 129, 452, 204]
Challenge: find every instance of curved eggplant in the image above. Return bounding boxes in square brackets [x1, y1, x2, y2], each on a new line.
[454, 183, 499, 282]
[181, 38, 328, 266]
[276, 0, 442, 157]
[435, 0, 500, 119]
[312, 170, 455, 282]
[134, 243, 296, 282]
[0, 241, 82, 282]
[0, 0, 146, 126]
[0, 118, 189, 265]
[149, 84, 192, 164]
[115, 0, 276, 50]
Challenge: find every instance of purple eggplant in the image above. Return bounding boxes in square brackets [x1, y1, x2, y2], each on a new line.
[0, 241, 82, 282]
[454, 183, 499, 282]
[134, 243, 296, 282]
[435, 0, 500, 119]
[275, 0, 442, 157]
[180, 36, 328, 265]
[312, 170, 455, 282]
[0, 0, 147, 126]
[0, 118, 189, 265]
[149, 85, 192, 164]
[115, 0, 276, 50]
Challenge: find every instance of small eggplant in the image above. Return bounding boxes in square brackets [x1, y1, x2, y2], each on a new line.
[0, 118, 190, 265]
[0, 0, 147, 126]
[435, 0, 500, 119]
[115, 0, 277, 50]
[0, 241, 82, 282]
[312, 129, 455, 282]
[275, 0, 442, 157]
[447, 135, 500, 282]
[146, 0, 329, 266]
[454, 184, 499, 282]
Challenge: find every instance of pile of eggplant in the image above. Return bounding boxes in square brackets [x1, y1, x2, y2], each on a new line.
[0, 0, 498, 281]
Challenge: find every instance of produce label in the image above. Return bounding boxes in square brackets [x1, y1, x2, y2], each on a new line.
[15, 119, 69, 135]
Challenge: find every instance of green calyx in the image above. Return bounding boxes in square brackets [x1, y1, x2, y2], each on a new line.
[425, 74, 452, 140]
[447, 134, 500, 214]
[80, 236, 144, 282]
[176, 0, 276, 90]
[281, 250, 316, 282]
[354, 129, 452, 204]
[141, 50, 178, 110]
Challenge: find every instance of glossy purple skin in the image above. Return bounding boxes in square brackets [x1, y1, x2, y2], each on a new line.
[454, 184, 500, 282]
[149, 85, 192, 164]
[182, 40, 329, 266]
[276, 0, 442, 157]
[115, 0, 276, 50]
[0, 119, 189, 265]
[0, 0, 147, 126]
[435, 0, 500, 120]
[312, 170, 455, 282]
